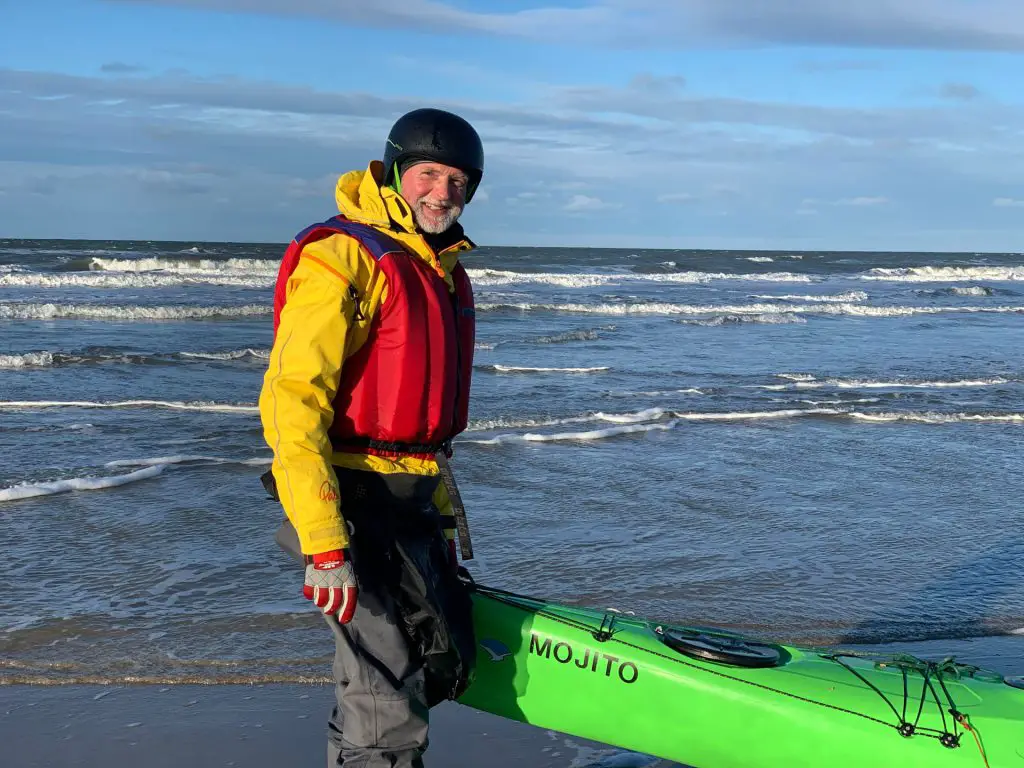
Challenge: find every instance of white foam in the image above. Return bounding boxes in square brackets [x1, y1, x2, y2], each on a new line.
[0, 352, 55, 369]
[0, 303, 270, 320]
[105, 455, 271, 468]
[671, 408, 840, 421]
[477, 301, 1024, 318]
[179, 348, 269, 361]
[862, 266, 1024, 282]
[848, 411, 1024, 424]
[467, 416, 586, 431]
[760, 377, 1011, 391]
[950, 286, 995, 296]
[466, 407, 667, 432]
[678, 313, 806, 326]
[0, 465, 166, 502]
[746, 256, 775, 263]
[592, 407, 669, 423]
[461, 408, 840, 445]
[0, 400, 258, 413]
[461, 406, 1022, 448]
[2, 348, 269, 368]
[487, 364, 610, 374]
[750, 291, 869, 302]
[533, 329, 604, 344]
[463, 420, 680, 445]
[89, 257, 278, 274]
[465, 268, 813, 288]
[776, 373, 817, 382]
[0, 272, 273, 289]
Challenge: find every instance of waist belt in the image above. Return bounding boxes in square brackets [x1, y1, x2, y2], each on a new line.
[331, 436, 453, 458]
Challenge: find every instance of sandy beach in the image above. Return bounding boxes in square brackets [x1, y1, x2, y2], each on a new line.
[5, 629, 1022, 768]
[0, 683, 666, 768]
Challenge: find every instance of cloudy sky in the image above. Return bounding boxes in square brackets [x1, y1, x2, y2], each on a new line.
[2, 0, 1023, 250]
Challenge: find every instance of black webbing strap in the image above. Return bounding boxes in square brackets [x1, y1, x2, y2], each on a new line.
[437, 450, 474, 560]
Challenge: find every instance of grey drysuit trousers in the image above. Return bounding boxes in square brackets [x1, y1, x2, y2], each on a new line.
[274, 468, 470, 768]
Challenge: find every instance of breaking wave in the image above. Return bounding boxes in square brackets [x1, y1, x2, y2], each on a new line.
[0, 399, 258, 413]
[677, 313, 806, 326]
[460, 406, 1024, 445]
[0, 348, 269, 369]
[914, 286, 996, 297]
[0, 303, 270, 320]
[475, 301, 1024, 318]
[0, 455, 271, 504]
[104, 455, 271, 469]
[88, 257, 278, 274]
[750, 291, 869, 302]
[0, 352, 55, 369]
[848, 411, 1024, 424]
[532, 326, 616, 344]
[761, 376, 1014, 391]
[0, 465, 166, 502]
[178, 348, 269, 361]
[0, 272, 272, 289]
[862, 266, 1024, 282]
[465, 268, 813, 288]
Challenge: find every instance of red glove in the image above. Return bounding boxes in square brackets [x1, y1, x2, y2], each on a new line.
[304, 549, 358, 624]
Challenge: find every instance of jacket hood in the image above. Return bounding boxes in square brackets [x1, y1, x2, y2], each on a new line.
[334, 161, 417, 232]
[333, 161, 475, 279]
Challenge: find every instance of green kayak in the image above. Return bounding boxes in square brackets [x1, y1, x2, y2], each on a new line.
[456, 582, 1024, 767]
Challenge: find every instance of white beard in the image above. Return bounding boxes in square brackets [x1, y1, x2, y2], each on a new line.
[411, 198, 464, 234]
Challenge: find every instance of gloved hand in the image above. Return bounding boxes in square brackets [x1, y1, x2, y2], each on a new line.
[304, 549, 358, 624]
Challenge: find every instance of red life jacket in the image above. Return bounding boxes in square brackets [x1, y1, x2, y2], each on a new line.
[273, 215, 475, 459]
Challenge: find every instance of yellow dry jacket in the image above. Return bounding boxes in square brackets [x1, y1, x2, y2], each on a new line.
[258, 161, 474, 555]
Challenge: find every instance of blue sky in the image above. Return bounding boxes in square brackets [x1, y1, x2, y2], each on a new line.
[1, 0, 1023, 250]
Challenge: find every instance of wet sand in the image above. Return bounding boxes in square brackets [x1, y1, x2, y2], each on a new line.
[2, 636, 1020, 767]
[0, 683, 669, 768]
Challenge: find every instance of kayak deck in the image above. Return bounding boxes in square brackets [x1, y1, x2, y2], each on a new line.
[457, 582, 1024, 768]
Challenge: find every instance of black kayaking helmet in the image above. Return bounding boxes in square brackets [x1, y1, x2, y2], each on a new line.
[383, 108, 484, 203]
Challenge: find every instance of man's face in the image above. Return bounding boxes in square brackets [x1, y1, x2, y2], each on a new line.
[398, 162, 470, 234]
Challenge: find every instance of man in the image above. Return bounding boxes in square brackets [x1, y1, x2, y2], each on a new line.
[259, 107, 483, 767]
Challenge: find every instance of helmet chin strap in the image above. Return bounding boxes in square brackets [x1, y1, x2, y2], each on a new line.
[388, 163, 402, 195]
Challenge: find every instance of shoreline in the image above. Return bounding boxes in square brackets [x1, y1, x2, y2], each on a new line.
[4, 631, 1021, 768]
[0, 683, 668, 768]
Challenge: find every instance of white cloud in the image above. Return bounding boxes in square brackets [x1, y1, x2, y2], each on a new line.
[992, 197, 1024, 207]
[564, 194, 617, 211]
[1, 66, 1021, 247]
[505, 191, 545, 205]
[111, 0, 1024, 50]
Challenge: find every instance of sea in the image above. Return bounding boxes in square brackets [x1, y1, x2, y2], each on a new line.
[1, 239, 1022, 752]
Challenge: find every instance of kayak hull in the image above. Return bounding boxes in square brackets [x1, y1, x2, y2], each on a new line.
[456, 583, 1024, 768]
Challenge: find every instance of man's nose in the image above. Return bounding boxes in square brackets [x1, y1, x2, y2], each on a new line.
[432, 178, 452, 201]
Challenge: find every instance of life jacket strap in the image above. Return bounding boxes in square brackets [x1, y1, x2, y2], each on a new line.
[330, 435, 452, 459]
